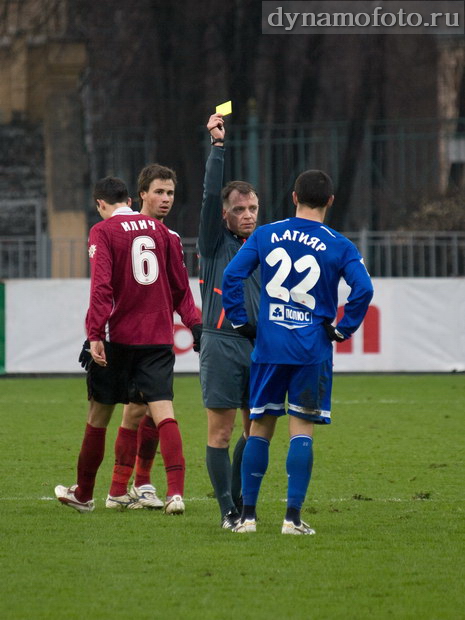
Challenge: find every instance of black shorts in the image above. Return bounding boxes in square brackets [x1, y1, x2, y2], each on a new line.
[87, 343, 174, 405]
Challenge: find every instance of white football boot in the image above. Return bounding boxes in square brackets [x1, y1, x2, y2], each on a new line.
[232, 518, 257, 533]
[105, 493, 143, 510]
[281, 519, 316, 535]
[129, 483, 164, 509]
[164, 494, 185, 515]
[55, 484, 95, 513]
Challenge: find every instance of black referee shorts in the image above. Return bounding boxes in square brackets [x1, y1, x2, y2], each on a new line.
[87, 342, 174, 405]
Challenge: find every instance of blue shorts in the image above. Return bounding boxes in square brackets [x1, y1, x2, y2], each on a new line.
[249, 359, 332, 424]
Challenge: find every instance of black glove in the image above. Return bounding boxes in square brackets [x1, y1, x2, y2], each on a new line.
[324, 322, 346, 343]
[234, 322, 256, 341]
[191, 323, 203, 352]
[78, 339, 92, 370]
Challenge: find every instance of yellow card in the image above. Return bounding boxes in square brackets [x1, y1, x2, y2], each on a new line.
[216, 100, 232, 116]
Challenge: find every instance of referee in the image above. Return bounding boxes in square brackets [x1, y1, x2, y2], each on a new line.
[198, 113, 260, 529]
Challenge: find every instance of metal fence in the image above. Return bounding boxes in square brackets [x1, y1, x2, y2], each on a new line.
[93, 127, 157, 196]
[0, 236, 40, 278]
[220, 117, 465, 229]
[182, 231, 465, 278]
[1, 231, 464, 279]
[92, 118, 465, 236]
[347, 230, 465, 277]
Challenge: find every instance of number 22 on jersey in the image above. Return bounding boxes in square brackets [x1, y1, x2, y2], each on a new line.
[265, 247, 320, 309]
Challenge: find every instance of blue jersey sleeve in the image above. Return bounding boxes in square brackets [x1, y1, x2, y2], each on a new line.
[337, 249, 374, 338]
[222, 234, 260, 325]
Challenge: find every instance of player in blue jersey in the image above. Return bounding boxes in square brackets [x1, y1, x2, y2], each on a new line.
[222, 169, 374, 535]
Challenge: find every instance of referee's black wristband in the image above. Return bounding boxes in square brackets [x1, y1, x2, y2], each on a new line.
[210, 137, 224, 145]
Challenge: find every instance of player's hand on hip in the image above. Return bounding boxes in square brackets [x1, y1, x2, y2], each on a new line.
[323, 322, 346, 342]
[90, 340, 108, 366]
[207, 113, 225, 140]
[233, 322, 256, 342]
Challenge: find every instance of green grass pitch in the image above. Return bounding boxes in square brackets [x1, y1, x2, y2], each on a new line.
[0, 374, 464, 619]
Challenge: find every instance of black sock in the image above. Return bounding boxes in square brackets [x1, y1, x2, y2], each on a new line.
[231, 433, 246, 510]
[242, 504, 256, 521]
[285, 506, 301, 525]
[206, 446, 235, 517]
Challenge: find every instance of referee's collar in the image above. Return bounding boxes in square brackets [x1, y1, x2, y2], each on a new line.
[228, 227, 247, 243]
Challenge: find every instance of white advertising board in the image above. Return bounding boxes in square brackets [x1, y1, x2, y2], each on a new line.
[332, 279, 465, 372]
[5, 279, 201, 373]
[5, 278, 465, 373]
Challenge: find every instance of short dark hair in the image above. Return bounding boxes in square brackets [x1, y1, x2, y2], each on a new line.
[294, 170, 333, 208]
[93, 177, 129, 204]
[222, 180, 258, 205]
[137, 164, 177, 202]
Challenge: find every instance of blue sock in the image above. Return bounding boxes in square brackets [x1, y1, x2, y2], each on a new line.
[241, 436, 270, 509]
[286, 435, 313, 512]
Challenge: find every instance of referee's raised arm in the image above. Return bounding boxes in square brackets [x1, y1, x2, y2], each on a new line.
[198, 113, 226, 256]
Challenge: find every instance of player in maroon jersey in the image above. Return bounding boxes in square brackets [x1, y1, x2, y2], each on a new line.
[55, 176, 192, 514]
[106, 164, 201, 510]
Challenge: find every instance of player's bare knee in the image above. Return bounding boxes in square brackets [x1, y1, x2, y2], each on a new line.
[87, 399, 114, 427]
[207, 410, 235, 447]
[122, 403, 146, 430]
[147, 400, 175, 427]
[208, 424, 234, 448]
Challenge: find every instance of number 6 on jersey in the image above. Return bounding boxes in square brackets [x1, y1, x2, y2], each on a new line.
[131, 236, 159, 285]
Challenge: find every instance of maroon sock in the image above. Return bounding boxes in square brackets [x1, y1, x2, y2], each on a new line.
[109, 426, 138, 497]
[76, 424, 106, 502]
[135, 415, 159, 487]
[158, 418, 185, 497]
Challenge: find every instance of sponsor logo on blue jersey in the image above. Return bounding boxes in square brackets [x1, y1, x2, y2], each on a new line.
[269, 303, 313, 329]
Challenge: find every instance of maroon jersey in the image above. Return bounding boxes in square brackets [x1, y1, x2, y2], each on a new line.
[165, 226, 201, 329]
[85, 206, 199, 345]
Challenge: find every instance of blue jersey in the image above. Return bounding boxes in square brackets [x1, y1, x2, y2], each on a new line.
[222, 217, 374, 365]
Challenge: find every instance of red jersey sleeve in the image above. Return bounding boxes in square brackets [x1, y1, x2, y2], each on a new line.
[166, 230, 201, 328]
[85, 224, 114, 341]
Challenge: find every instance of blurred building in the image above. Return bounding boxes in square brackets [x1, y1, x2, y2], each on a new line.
[0, 1, 464, 277]
[0, 0, 87, 276]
